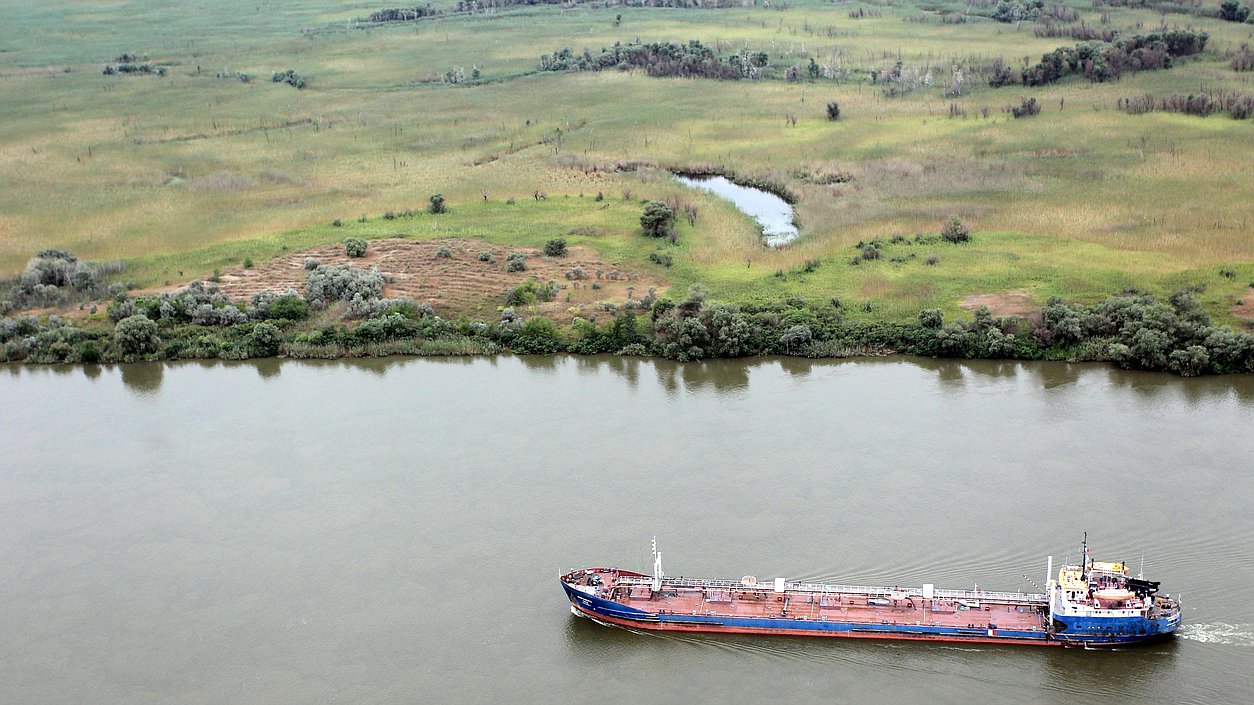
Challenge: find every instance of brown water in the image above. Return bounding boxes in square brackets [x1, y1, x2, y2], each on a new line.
[2, 356, 1252, 704]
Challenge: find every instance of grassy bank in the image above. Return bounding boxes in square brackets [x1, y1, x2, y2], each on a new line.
[1, 0, 1251, 330]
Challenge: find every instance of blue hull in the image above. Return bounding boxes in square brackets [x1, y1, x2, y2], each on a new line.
[563, 582, 1177, 647]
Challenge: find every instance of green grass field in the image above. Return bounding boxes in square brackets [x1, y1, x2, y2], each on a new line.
[1, 0, 1251, 323]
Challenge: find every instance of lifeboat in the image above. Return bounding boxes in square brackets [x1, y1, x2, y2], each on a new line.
[1093, 588, 1135, 606]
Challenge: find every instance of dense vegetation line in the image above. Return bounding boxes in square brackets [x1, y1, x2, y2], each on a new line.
[3, 247, 1251, 376]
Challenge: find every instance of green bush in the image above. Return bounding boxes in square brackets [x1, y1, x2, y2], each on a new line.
[264, 295, 309, 321]
[114, 315, 159, 357]
[543, 238, 568, 257]
[250, 322, 282, 356]
[345, 238, 367, 257]
[640, 201, 676, 238]
[505, 252, 528, 273]
[919, 309, 944, 329]
[511, 317, 563, 354]
[941, 216, 970, 244]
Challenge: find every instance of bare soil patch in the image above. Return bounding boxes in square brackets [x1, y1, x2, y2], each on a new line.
[208, 237, 666, 321]
[961, 291, 1039, 319]
[1234, 288, 1254, 328]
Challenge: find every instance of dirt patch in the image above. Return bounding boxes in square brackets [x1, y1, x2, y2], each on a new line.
[961, 292, 1039, 319]
[205, 237, 666, 321]
[1234, 288, 1254, 328]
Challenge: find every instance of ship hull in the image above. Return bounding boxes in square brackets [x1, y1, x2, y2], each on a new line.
[568, 597, 1058, 646]
[562, 577, 1176, 648]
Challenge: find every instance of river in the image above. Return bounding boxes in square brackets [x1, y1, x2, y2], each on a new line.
[2, 356, 1252, 704]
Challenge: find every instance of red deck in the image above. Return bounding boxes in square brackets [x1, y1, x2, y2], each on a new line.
[568, 569, 1049, 634]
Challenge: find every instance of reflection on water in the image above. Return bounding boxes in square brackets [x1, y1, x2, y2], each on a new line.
[118, 362, 162, 395]
[9, 355, 1253, 405]
[255, 358, 281, 380]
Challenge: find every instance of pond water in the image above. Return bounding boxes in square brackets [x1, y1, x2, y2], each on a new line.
[2, 356, 1253, 704]
[675, 174, 799, 246]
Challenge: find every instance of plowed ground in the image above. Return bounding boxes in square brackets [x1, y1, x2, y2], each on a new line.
[208, 237, 665, 321]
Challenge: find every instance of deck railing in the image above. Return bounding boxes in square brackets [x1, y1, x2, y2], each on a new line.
[616, 575, 1046, 604]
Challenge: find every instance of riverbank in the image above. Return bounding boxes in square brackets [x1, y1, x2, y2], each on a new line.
[4, 274, 1252, 375]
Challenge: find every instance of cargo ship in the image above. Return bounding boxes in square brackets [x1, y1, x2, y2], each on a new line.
[561, 537, 1181, 647]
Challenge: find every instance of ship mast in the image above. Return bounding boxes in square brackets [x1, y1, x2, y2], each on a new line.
[651, 536, 663, 591]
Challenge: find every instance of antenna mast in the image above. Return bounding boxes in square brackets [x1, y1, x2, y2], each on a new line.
[651, 536, 663, 591]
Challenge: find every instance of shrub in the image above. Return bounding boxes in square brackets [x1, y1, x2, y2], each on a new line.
[250, 322, 282, 356]
[649, 252, 673, 268]
[428, 193, 447, 214]
[988, 57, 1016, 88]
[861, 245, 881, 260]
[271, 69, 307, 89]
[779, 324, 813, 353]
[435, 246, 453, 258]
[543, 238, 568, 257]
[640, 201, 676, 238]
[1011, 97, 1041, 118]
[243, 257, 254, 268]
[941, 216, 971, 243]
[505, 283, 534, 306]
[478, 251, 494, 263]
[303, 258, 321, 270]
[1220, 0, 1251, 23]
[919, 309, 944, 329]
[114, 314, 159, 357]
[565, 266, 589, 280]
[826, 101, 841, 120]
[346, 295, 418, 319]
[505, 252, 528, 273]
[511, 317, 563, 354]
[306, 264, 385, 306]
[345, 238, 367, 257]
[252, 291, 309, 320]
[925, 254, 940, 265]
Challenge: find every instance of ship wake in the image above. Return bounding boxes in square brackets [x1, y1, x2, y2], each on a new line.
[1179, 623, 1254, 647]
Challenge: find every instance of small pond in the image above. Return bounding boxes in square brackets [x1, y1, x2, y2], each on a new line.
[674, 174, 799, 246]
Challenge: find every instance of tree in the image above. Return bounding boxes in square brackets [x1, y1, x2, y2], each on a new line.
[941, 216, 970, 243]
[114, 315, 159, 356]
[345, 238, 367, 257]
[705, 304, 754, 357]
[640, 201, 676, 238]
[826, 101, 841, 121]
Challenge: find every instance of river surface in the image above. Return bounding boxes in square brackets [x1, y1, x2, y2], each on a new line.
[674, 175, 799, 246]
[2, 356, 1253, 704]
